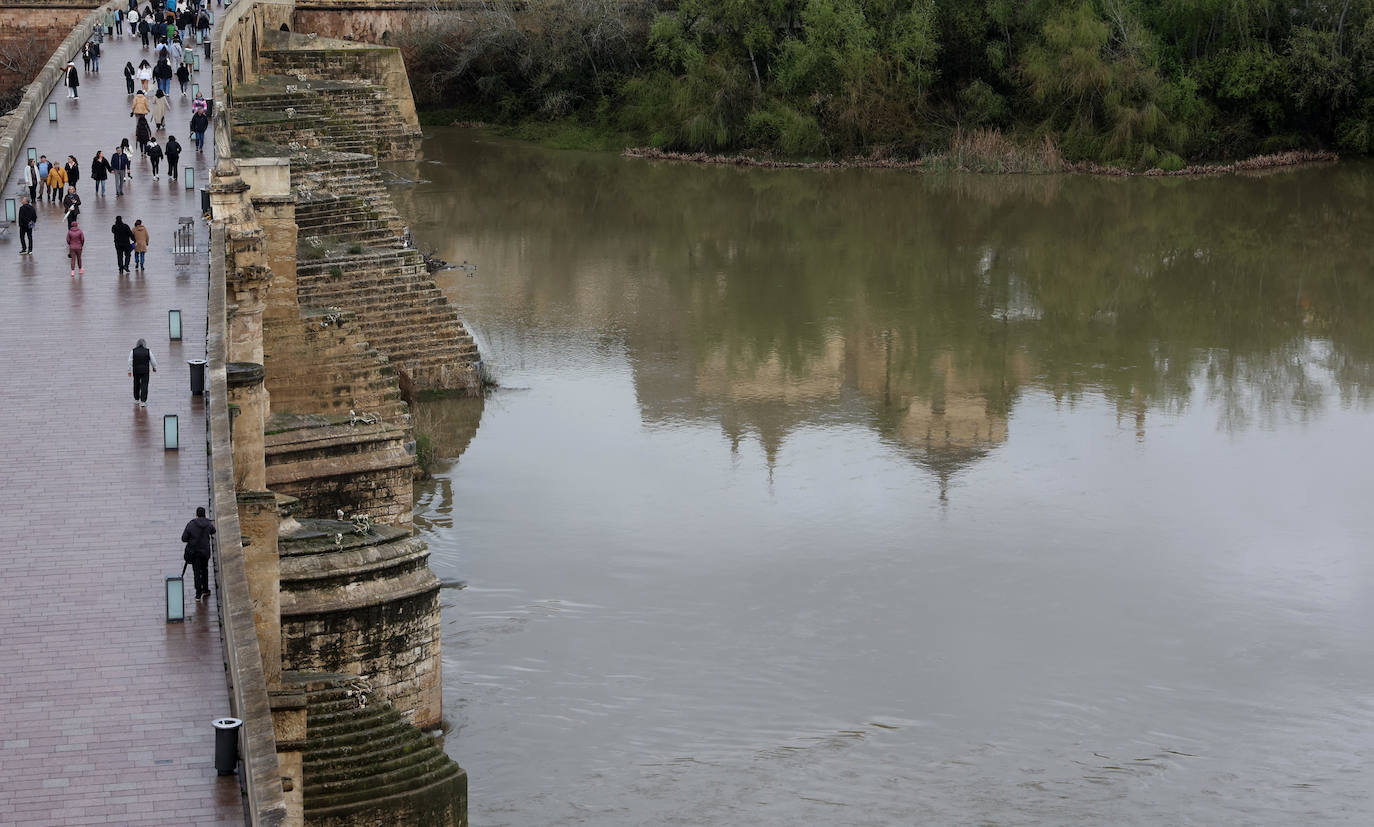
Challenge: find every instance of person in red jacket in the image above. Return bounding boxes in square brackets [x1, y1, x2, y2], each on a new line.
[66, 220, 86, 275]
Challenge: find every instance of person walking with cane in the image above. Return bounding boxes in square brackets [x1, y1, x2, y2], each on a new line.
[181, 507, 216, 600]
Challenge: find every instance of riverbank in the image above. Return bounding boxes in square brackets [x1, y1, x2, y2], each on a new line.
[429, 114, 1339, 177]
[622, 146, 1340, 177]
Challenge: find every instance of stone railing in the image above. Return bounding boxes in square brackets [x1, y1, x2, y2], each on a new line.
[208, 223, 290, 827]
[0, 1, 116, 191]
[210, 4, 295, 824]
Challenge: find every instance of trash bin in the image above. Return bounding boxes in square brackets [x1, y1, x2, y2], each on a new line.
[213, 717, 241, 775]
[188, 359, 207, 395]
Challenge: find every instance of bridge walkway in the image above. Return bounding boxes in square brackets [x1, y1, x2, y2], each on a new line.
[0, 13, 243, 827]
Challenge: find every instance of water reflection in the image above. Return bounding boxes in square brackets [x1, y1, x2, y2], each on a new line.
[392, 137, 1374, 484]
[396, 133, 1374, 826]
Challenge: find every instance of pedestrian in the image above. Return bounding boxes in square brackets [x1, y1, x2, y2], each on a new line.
[64, 155, 81, 191]
[165, 135, 181, 180]
[123, 60, 136, 94]
[131, 88, 150, 118]
[36, 155, 52, 200]
[111, 145, 131, 195]
[17, 197, 36, 256]
[63, 155, 81, 189]
[132, 219, 149, 270]
[89, 40, 101, 72]
[169, 39, 183, 68]
[103, 7, 115, 37]
[45, 162, 66, 202]
[135, 114, 152, 153]
[153, 57, 173, 96]
[197, 9, 209, 40]
[115, 7, 125, 36]
[146, 136, 163, 179]
[111, 215, 135, 273]
[127, 337, 158, 406]
[137, 58, 152, 90]
[152, 89, 170, 130]
[63, 187, 82, 228]
[66, 219, 85, 275]
[191, 91, 207, 115]
[81, 43, 91, 71]
[189, 108, 208, 151]
[23, 158, 39, 202]
[175, 62, 189, 95]
[180, 507, 216, 599]
[91, 151, 112, 196]
[65, 62, 80, 99]
[138, 16, 150, 48]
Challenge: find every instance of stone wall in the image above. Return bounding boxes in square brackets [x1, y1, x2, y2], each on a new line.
[278, 522, 444, 729]
[265, 416, 416, 526]
[213, 3, 466, 821]
[259, 31, 420, 131]
[220, 0, 294, 94]
[0, 1, 114, 191]
[0, 3, 97, 101]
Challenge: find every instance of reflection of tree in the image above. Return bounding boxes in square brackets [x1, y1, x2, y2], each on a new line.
[410, 395, 485, 530]
[412, 395, 485, 460]
[391, 133, 1374, 480]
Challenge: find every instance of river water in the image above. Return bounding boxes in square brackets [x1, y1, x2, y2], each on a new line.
[388, 132, 1374, 825]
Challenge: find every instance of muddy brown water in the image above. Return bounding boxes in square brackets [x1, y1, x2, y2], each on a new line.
[389, 131, 1374, 825]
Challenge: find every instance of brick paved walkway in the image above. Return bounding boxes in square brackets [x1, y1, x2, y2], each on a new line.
[0, 17, 242, 827]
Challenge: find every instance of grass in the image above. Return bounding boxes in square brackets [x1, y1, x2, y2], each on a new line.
[924, 129, 1066, 174]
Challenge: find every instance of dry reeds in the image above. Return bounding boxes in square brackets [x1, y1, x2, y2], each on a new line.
[621, 140, 1337, 177]
[926, 129, 1065, 174]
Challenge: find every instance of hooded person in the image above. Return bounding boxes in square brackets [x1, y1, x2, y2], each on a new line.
[123, 60, 136, 95]
[65, 62, 80, 98]
[135, 114, 152, 151]
[164, 135, 182, 180]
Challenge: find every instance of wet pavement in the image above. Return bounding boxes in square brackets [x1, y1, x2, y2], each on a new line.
[0, 15, 241, 827]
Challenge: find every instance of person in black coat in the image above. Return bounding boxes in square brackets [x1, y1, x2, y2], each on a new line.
[62, 188, 82, 228]
[111, 215, 135, 274]
[17, 197, 37, 255]
[135, 114, 152, 153]
[180, 507, 216, 599]
[64, 155, 81, 189]
[65, 62, 80, 98]
[165, 135, 182, 181]
[175, 62, 189, 95]
[145, 137, 163, 179]
[189, 108, 209, 150]
[153, 57, 173, 95]
[90, 151, 112, 196]
[123, 60, 136, 94]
